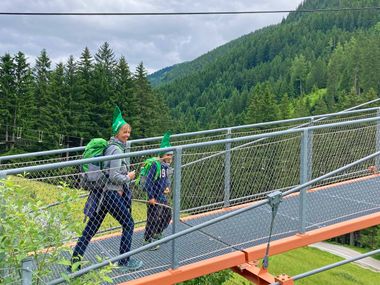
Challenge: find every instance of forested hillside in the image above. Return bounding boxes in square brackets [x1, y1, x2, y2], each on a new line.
[150, 0, 380, 131]
[0, 43, 171, 153]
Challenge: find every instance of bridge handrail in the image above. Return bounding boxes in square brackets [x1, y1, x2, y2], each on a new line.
[1, 98, 380, 163]
[1, 115, 380, 177]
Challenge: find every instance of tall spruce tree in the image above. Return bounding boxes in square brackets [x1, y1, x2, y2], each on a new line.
[133, 62, 160, 137]
[77, 47, 94, 141]
[245, 83, 280, 124]
[93, 42, 117, 137]
[0, 54, 16, 137]
[48, 63, 66, 146]
[14, 52, 34, 131]
[114, 56, 138, 131]
[33, 49, 52, 138]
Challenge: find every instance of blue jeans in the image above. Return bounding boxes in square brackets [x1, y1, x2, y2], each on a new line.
[72, 190, 134, 264]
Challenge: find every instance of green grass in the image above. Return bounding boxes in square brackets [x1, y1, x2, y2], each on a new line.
[224, 247, 380, 285]
[9, 176, 148, 234]
[329, 242, 380, 261]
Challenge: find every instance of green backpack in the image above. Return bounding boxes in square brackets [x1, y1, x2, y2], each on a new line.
[136, 157, 161, 190]
[80, 138, 110, 191]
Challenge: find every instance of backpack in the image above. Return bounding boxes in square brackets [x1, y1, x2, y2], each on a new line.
[80, 138, 110, 191]
[135, 157, 161, 190]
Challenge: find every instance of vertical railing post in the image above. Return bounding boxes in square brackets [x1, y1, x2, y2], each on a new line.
[299, 123, 313, 234]
[224, 128, 232, 207]
[375, 108, 380, 170]
[21, 257, 33, 285]
[171, 147, 182, 269]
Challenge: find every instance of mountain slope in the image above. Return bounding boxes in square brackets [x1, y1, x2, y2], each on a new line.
[150, 0, 380, 131]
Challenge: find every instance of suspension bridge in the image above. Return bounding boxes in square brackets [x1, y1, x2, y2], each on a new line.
[1, 103, 380, 285]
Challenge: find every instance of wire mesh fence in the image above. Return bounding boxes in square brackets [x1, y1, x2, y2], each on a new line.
[1, 115, 380, 284]
[312, 121, 377, 186]
[0, 267, 24, 285]
[1, 106, 379, 171]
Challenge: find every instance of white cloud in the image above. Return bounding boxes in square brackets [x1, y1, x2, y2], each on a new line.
[0, 0, 302, 73]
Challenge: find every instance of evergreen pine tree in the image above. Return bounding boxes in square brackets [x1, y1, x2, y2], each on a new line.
[14, 52, 34, 131]
[0, 53, 16, 135]
[33, 49, 52, 137]
[133, 62, 158, 137]
[77, 47, 94, 141]
[245, 83, 280, 124]
[114, 56, 135, 120]
[93, 42, 117, 137]
[49, 63, 66, 146]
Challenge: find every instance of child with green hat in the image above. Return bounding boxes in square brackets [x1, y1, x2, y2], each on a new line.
[143, 132, 173, 249]
[69, 106, 143, 271]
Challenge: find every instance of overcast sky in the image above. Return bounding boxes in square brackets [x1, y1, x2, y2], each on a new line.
[0, 0, 302, 74]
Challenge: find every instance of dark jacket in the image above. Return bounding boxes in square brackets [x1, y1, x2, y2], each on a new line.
[145, 160, 171, 204]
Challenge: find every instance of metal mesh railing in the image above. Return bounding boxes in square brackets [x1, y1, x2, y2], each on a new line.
[312, 122, 377, 186]
[1, 104, 379, 170]
[1, 115, 380, 284]
[0, 267, 23, 285]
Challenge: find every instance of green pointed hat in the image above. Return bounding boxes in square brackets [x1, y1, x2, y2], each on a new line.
[112, 106, 127, 135]
[160, 131, 173, 154]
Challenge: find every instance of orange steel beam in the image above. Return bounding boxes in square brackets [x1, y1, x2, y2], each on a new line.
[232, 260, 276, 285]
[243, 211, 380, 261]
[124, 251, 247, 285]
[120, 211, 380, 285]
[232, 261, 295, 285]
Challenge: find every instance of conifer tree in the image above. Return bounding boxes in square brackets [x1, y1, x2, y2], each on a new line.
[245, 83, 280, 124]
[63, 55, 77, 135]
[93, 42, 117, 137]
[133, 62, 158, 137]
[33, 49, 52, 135]
[49, 63, 66, 139]
[114, 56, 135, 120]
[14, 52, 34, 131]
[77, 47, 94, 140]
[0, 53, 16, 132]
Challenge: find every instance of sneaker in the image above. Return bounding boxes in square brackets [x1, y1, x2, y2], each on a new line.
[153, 233, 163, 240]
[67, 257, 81, 273]
[66, 263, 81, 273]
[143, 239, 160, 250]
[118, 259, 143, 271]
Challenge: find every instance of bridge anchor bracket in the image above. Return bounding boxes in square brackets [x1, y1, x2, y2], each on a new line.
[232, 260, 275, 285]
[232, 261, 294, 285]
[274, 274, 294, 285]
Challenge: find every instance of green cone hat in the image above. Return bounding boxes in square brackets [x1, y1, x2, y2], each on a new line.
[160, 131, 173, 154]
[112, 106, 127, 135]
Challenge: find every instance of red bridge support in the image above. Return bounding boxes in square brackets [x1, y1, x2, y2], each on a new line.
[232, 261, 294, 285]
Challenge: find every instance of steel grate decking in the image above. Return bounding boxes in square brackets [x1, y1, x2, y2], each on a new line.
[43, 175, 380, 284]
